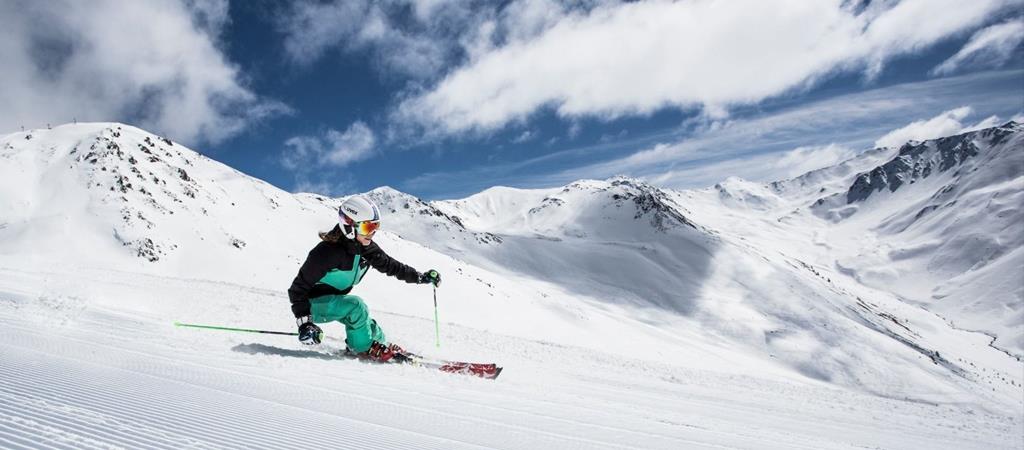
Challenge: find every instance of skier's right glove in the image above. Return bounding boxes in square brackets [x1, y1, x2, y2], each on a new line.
[297, 316, 323, 345]
[419, 269, 441, 287]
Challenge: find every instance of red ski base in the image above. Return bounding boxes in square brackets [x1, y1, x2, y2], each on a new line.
[397, 352, 503, 380]
[437, 361, 503, 379]
[347, 349, 503, 380]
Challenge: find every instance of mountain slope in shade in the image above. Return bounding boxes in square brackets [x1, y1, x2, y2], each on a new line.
[384, 177, 716, 314]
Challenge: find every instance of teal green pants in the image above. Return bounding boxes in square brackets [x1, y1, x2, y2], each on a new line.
[309, 295, 385, 353]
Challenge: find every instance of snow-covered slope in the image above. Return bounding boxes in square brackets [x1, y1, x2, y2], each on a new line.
[0, 124, 658, 361]
[422, 177, 713, 313]
[822, 123, 1024, 353]
[0, 123, 338, 288]
[0, 122, 1021, 448]
[688, 122, 1024, 357]
[369, 161, 1024, 411]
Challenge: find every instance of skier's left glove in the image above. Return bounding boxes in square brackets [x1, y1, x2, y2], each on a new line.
[297, 316, 323, 345]
[419, 269, 441, 287]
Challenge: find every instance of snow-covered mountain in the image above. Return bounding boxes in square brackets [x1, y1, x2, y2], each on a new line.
[0, 122, 1020, 448]
[813, 124, 1024, 354]
[369, 177, 713, 314]
[696, 122, 1024, 357]
[0, 123, 338, 286]
[361, 123, 1023, 413]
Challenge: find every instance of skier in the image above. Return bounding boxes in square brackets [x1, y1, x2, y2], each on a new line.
[287, 195, 441, 362]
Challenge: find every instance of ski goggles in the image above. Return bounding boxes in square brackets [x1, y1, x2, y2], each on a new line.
[343, 215, 381, 236]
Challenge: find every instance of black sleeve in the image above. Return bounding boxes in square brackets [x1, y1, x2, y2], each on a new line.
[287, 242, 337, 318]
[363, 243, 421, 284]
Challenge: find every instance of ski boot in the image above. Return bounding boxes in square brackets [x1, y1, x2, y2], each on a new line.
[360, 341, 405, 363]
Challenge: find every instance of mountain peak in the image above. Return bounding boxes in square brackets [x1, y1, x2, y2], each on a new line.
[606, 174, 644, 184]
[846, 121, 1021, 204]
[368, 185, 405, 196]
[557, 176, 658, 195]
[367, 185, 440, 212]
[0, 121, 324, 266]
[366, 185, 420, 203]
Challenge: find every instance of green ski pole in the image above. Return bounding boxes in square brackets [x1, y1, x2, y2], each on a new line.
[433, 285, 441, 348]
[174, 322, 298, 336]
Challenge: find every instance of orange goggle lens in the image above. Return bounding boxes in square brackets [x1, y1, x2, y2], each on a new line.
[342, 213, 381, 236]
[353, 220, 380, 236]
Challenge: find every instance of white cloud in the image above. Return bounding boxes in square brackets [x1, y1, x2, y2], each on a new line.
[400, 70, 1024, 197]
[511, 130, 536, 143]
[772, 144, 859, 179]
[0, 0, 288, 144]
[282, 121, 377, 195]
[280, 0, 475, 80]
[497, 0, 580, 44]
[283, 121, 377, 169]
[898, 107, 1024, 147]
[292, 176, 356, 197]
[183, 0, 232, 36]
[278, 1, 611, 84]
[931, 20, 1024, 76]
[598, 129, 627, 143]
[396, 0, 1014, 136]
[647, 143, 857, 188]
[279, 1, 370, 65]
[326, 122, 377, 166]
[874, 107, 973, 148]
[567, 122, 582, 139]
[961, 114, 1005, 132]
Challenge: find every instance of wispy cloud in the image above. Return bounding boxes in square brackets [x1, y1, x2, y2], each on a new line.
[396, 0, 1015, 137]
[874, 106, 974, 148]
[277, 0, 596, 82]
[0, 0, 289, 144]
[283, 1, 455, 80]
[279, 0, 486, 80]
[931, 19, 1024, 76]
[547, 71, 1024, 188]
[292, 176, 356, 197]
[183, 0, 232, 36]
[511, 130, 536, 143]
[283, 121, 377, 168]
[648, 143, 857, 188]
[874, 105, 1024, 148]
[401, 70, 1024, 198]
[281, 121, 377, 195]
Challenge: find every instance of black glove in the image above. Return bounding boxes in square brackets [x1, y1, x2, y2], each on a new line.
[297, 316, 323, 345]
[419, 269, 441, 287]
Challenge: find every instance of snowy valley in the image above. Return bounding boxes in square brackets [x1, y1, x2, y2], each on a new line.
[0, 122, 1021, 449]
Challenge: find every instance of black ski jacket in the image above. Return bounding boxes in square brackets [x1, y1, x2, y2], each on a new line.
[288, 230, 421, 318]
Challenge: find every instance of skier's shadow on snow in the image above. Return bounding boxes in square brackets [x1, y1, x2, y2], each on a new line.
[232, 343, 346, 360]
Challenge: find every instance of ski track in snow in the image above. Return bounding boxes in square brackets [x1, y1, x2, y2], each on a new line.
[0, 270, 1019, 449]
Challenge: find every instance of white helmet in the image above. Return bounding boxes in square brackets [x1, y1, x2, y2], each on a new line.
[339, 195, 381, 238]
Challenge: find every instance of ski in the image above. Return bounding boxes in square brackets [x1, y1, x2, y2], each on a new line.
[180, 323, 503, 379]
[347, 349, 503, 380]
[396, 352, 503, 380]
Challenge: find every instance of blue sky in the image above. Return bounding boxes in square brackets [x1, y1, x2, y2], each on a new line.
[2, 0, 1023, 199]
